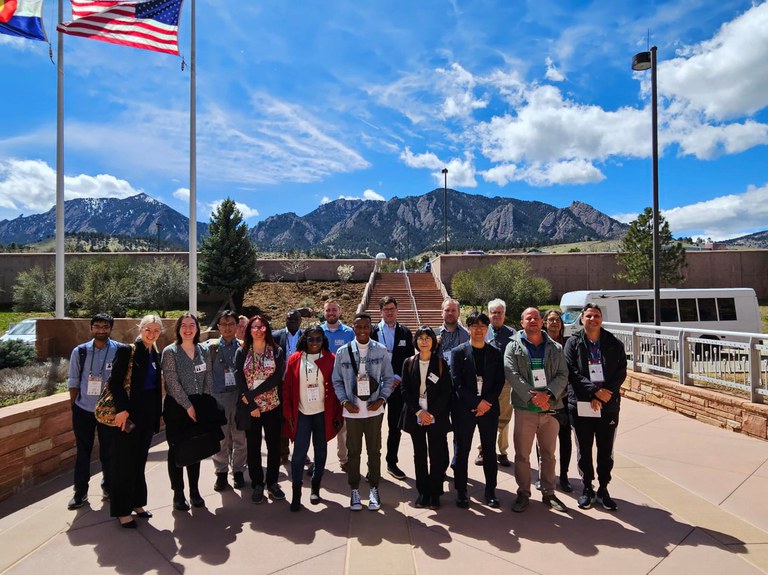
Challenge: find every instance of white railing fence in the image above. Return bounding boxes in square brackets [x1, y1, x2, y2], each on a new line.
[601, 322, 768, 404]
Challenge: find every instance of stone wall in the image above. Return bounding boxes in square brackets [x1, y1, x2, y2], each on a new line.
[622, 371, 768, 439]
[0, 394, 76, 501]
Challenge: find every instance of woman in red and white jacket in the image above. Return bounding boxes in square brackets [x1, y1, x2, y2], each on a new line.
[282, 324, 343, 511]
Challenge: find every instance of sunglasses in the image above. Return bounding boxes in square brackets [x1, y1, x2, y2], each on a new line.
[306, 336, 324, 343]
[251, 325, 267, 332]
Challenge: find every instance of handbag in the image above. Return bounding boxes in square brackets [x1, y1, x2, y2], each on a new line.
[172, 430, 222, 467]
[94, 345, 135, 426]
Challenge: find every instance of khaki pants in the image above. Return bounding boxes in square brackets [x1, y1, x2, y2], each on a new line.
[345, 414, 384, 489]
[513, 409, 558, 497]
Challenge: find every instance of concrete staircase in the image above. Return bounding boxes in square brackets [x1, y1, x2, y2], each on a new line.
[363, 272, 445, 331]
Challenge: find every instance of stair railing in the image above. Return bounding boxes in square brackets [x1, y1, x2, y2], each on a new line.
[403, 271, 421, 326]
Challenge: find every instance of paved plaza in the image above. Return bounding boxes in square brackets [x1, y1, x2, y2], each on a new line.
[1, 398, 767, 574]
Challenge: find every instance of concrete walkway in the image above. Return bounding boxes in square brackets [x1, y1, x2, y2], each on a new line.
[1, 398, 767, 575]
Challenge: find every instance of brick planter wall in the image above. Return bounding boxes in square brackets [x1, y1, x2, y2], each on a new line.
[623, 371, 768, 440]
[0, 394, 76, 501]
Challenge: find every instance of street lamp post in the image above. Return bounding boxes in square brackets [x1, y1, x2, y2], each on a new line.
[632, 46, 661, 327]
[442, 168, 448, 254]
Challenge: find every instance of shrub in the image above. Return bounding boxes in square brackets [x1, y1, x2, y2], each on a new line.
[337, 264, 354, 287]
[451, 259, 552, 321]
[0, 340, 37, 369]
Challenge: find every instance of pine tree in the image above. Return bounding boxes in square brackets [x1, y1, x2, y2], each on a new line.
[199, 198, 261, 310]
[615, 207, 686, 286]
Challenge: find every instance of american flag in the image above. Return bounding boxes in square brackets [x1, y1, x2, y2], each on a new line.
[57, 0, 184, 55]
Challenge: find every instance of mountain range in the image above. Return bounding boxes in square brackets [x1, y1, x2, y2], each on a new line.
[1, 190, 766, 254]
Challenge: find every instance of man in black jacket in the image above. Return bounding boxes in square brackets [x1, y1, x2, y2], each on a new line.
[371, 296, 414, 480]
[450, 311, 505, 509]
[564, 303, 627, 511]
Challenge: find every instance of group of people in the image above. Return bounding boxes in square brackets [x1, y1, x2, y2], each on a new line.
[66, 294, 626, 528]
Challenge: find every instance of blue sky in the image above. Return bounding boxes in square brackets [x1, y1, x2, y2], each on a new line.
[1, 0, 767, 241]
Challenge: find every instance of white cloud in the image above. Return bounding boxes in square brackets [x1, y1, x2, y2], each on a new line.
[320, 196, 331, 205]
[173, 188, 190, 201]
[363, 189, 385, 201]
[544, 57, 565, 82]
[659, 2, 768, 122]
[0, 158, 140, 214]
[437, 63, 489, 120]
[662, 183, 768, 240]
[400, 148, 477, 187]
[609, 212, 638, 225]
[207, 199, 260, 220]
[400, 147, 443, 170]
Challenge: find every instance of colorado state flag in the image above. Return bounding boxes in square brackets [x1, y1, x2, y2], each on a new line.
[0, 0, 47, 41]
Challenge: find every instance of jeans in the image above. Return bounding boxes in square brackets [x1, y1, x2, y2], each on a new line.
[291, 412, 327, 486]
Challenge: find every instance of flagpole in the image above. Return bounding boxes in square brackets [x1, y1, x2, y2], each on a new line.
[188, 0, 197, 315]
[55, 0, 65, 318]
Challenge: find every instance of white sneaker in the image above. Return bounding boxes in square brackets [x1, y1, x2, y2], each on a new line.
[350, 489, 363, 511]
[368, 486, 381, 511]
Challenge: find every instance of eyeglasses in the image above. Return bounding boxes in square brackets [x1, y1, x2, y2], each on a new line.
[546, 318, 561, 323]
[219, 322, 237, 328]
[251, 325, 267, 332]
[306, 336, 323, 343]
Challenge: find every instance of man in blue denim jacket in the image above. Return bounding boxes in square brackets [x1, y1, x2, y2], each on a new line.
[332, 313, 394, 511]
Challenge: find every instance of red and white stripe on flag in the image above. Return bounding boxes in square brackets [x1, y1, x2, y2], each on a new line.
[57, 0, 183, 55]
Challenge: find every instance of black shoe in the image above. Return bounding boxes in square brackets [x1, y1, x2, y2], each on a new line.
[120, 519, 137, 529]
[214, 472, 229, 492]
[173, 491, 190, 512]
[534, 479, 542, 491]
[543, 494, 569, 512]
[290, 485, 302, 512]
[387, 465, 406, 480]
[559, 476, 573, 493]
[497, 454, 512, 467]
[252, 485, 265, 504]
[414, 494, 427, 508]
[511, 495, 529, 513]
[268, 483, 286, 500]
[189, 492, 205, 508]
[474, 452, 484, 466]
[456, 493, 470, 509]
[67, 493, 88, 510]
[133, 509, 153, 518]
[310, 487, 321, 505]
[485, 496, 500, 509]
[429, 495, 441, 510]
[578, 486, 596, 510]
[596, 487, 618, 511]
[233, 472, 245, 489]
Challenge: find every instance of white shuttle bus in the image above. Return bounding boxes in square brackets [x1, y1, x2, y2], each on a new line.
[559, 288, 761, 338]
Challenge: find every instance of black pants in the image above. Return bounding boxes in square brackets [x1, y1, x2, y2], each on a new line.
[385, 387, 404, 466]
[245, 407, 281, 487]
[453, 410, 499, 497]
[167, 446, 201, 494]
[409, 426, 448, 498]
[72, 404, 114, 497]
[110, 425, 153, 517]
[571, 409, 620, 488]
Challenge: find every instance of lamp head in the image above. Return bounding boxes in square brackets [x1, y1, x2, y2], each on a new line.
[441, 168, 448, 175]
[632, 51, 652, 71]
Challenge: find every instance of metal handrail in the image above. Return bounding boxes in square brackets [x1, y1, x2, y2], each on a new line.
[403, 271, 421, 326]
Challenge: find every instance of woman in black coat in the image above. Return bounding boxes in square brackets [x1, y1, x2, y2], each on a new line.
[110, 315, 164, 529]
[399, 326, 451, 510]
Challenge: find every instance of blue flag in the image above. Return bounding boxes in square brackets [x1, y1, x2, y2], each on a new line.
[0, 0, 47, 42]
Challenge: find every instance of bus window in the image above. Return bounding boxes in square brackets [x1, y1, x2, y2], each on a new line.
[698, 298, 717, 321]
[660, 300, 678, 322]
[638, 299, 654, 323]
[678, 298, 698, 321]
[619, 300, 639, 323]
[717, 298, 737, 321]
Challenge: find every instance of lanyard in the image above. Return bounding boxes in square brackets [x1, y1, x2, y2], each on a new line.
[89, 341, 110, 376]
[303, 352, 322, 384]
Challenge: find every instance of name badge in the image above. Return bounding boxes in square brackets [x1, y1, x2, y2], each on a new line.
[224, 370, 236, 386]
[105, 363, 112, 372]
[476, 375, 484, 396]
[307, 384, 321, 403]
[427, 372, 439, 384]
[398, 340, 406, 347]
[588, 362, 605, 383]
[356, 374, 371, 397]
[194, 363, 207, 373]
[86, 375, 102, 396]
[335, 339, 344, 347]
[418, 394, 428, 411]
[263, 358, 275, 369]
[531, 368, 548, 389]
[442, 351, 451, 363]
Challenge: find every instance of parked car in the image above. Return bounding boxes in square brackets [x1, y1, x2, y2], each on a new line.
[0, 318, 40, 347]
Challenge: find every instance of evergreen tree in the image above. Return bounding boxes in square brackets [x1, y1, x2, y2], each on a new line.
[615, 207, 686, 286]
[199, 198, 261, 310]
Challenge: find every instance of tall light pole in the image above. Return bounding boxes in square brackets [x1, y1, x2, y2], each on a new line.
[442, 168, 448, 254]
[632, 45, 661, 327]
